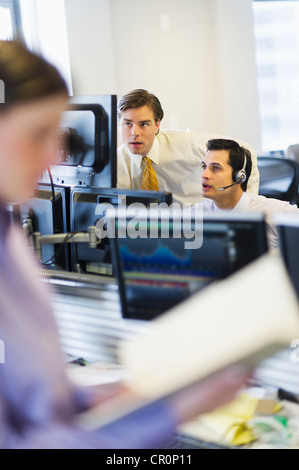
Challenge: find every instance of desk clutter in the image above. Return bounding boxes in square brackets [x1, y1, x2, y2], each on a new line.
[179, 386, 299, 449]
[64, 356, 299, 449]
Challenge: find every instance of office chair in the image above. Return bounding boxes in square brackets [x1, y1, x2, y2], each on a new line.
[257, 156, 299, 207]
[287, 143, 299, 163]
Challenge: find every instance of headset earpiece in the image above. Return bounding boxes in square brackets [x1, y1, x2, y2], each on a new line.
[232, 152, 247, 184]
[217, 148, 248, 191]
[233, 169, 247, 184]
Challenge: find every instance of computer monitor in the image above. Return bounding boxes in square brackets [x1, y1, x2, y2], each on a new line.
[275, 213, 299, 299]
[69, 188, 173, 275]
[22, 95, 117, 271]
[38, 95, 117, 188]
[20, 184, 69, 269]
[110, 210, 269, 321]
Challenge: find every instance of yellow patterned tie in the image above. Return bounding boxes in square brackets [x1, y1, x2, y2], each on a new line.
[142, 156, 159, 191]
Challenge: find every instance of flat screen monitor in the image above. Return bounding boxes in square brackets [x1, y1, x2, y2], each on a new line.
[275, 213, 299, 299]
[110, 210, 269, 321]
[20, 184, 68, 270]
[38, 95, 117, 188]
[69, 188, 173, 275]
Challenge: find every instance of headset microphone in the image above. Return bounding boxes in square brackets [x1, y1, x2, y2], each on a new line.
[217, 152, 247, 192]
[218, 181, 240, 191]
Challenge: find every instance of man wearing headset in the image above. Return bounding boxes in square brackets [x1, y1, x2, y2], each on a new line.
[200, 139, 299, 249]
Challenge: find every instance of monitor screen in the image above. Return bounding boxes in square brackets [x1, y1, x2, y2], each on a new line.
[110, 210, 269, 321]
[69, 188, 173, 275]
[20, 184, 69, 270]
[38, 95, 117, 188]
[275, 213, 299, 299]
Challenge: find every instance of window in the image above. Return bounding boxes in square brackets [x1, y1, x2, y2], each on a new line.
[19, 0, 73, 95]
[0, 0, 22, 40]
[253, 0, 299, 153]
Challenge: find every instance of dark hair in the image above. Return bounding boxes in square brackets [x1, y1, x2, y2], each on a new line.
[206, 138, 252, 191]
[0, 40, 69, 110]
[117, 89, 164, 123]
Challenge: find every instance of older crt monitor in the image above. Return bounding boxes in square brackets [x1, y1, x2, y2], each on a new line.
[39, 95, 117, 188]
[110, 211, 269, 321]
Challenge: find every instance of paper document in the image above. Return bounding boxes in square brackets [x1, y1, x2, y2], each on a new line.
[119, 252, 299, 399]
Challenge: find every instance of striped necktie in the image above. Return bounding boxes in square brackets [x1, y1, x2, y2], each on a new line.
[142, 156, 159, 191]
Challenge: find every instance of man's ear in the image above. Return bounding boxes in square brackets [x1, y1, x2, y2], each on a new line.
[155, 120, 161, 136]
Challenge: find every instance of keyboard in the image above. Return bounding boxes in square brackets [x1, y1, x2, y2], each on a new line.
[163, 432, 230, 450]
[253, 347, 299, 394]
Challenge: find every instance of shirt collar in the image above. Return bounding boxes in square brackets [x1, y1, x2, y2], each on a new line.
[125, 136, 160, 169]
[232, 192, 249, 211]
[147, 137, 160, 165]
[203, 192, 248, 212]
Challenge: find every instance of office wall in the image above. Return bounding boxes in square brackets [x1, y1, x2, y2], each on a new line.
[211, 0, 262, 153]
[108, 0, 218, 133]
[20, 0, 73, 93]
[64, 0, 117, 94]
[64, 0, 262, 152]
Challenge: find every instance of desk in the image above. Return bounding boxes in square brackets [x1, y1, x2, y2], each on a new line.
[39, 269, 149, 363]
[40, 269, 299, 449]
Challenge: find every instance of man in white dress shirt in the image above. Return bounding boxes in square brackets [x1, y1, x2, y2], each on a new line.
[117, 89, 260, 205]
[200, 138, 299, 249]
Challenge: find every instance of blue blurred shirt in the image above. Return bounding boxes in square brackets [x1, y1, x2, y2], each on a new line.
[0, 206, 176, 449]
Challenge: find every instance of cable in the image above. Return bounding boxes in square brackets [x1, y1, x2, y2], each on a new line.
[47, 166, 59, 234]
[42, 231, 88, 267]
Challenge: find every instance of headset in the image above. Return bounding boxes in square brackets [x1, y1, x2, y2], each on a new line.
[218, 151, 247, 191]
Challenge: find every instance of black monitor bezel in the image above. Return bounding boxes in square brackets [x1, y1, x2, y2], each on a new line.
[109, 210, 269, 321]
[275, 213, 299, 300]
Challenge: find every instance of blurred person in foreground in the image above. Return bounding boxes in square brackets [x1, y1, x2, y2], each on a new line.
[0, 41, 249, 449]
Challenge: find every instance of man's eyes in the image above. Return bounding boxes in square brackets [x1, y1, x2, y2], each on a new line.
[202, 164, 221, 172]
[123, 122, 150, 128]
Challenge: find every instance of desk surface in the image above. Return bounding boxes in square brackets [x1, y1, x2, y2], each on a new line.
[41, 268, 299, 392]
[40, 269, 149, 363]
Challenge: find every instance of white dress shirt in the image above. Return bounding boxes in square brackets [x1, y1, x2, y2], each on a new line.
[202, 192, 299, 249]
[117, 129, 260, 205]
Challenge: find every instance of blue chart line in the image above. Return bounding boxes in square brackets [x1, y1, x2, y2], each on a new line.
[120, 244, 193, 269]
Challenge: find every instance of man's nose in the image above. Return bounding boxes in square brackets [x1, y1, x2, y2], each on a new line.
[131, 125, 140, 137]
[202, 168, 210, 179]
